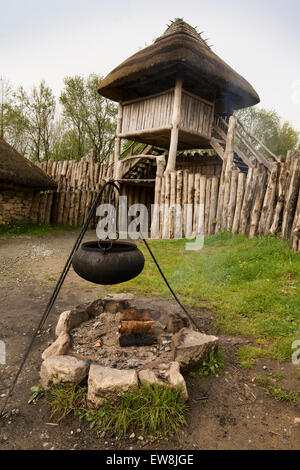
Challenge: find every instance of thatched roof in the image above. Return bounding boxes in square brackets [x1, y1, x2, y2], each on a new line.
[0, 139, 57, 190]
[98, 19, 260, 113]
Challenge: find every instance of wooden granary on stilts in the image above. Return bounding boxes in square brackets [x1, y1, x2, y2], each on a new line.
[97, 18, 285, 239]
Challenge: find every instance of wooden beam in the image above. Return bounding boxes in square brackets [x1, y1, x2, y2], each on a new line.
[210, 137, 224, 160]
[165, 76, 183, 174]
[216, 115, 271, 169]
[113, 102, 123, 179]
[121, 154, 158, 163]
[212, 122, 254, 168]
[237, 118, 280, 163]
[235, 128, 272, 171]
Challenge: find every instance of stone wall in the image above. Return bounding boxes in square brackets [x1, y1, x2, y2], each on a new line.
[0, 184, 36, 224]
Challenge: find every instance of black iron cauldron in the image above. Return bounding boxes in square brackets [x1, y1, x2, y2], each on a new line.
[72, 241, 145, 285]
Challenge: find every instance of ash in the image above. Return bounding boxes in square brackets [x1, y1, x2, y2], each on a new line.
[70, 311, 173, 370]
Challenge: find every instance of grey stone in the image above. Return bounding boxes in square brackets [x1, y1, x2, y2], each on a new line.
[138, 361, 188, 400]
[139, 369, 162, 386]
[103, 293, 133, 313]
[42, 332, 72, 360]
[55, 301, 104, 337]
[86, 299, 104, 318]
[87, 364, 138, 408]
[172, 328, 218, 373]
[55, 308, 89, 336]
[104, 293, 134, 302]
[166, 362, 188, 399]
[40, 355, 89, 389]
[55, 310, 71, 336]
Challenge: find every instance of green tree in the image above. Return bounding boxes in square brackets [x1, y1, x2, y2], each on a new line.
[0, 77, 13, 140]
[59, 74, 117, 162]
[14, 80, 56, 161]
[50, 119, 81, 161]
[0, 77, 31, 155]
[235, 107, 299, 157]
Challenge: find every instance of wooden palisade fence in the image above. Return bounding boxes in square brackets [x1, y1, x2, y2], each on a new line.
[33, 123, 300, 252]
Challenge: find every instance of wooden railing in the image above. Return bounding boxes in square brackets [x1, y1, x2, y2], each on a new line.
[212, 115, 274, 171]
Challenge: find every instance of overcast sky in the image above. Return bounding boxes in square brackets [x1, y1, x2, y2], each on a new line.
[1, 0, 300, 129]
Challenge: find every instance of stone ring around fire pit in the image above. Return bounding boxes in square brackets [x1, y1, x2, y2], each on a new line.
[40, 294, 218, 407]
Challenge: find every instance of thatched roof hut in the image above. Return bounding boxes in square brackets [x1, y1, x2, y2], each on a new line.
[98, 18, 260, 114]
[0, 139, 57, 190]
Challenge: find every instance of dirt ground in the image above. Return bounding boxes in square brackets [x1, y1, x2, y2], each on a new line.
[0, 231, 299, 450]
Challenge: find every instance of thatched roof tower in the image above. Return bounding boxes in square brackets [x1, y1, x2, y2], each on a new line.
[98, 19, 260, 176]
[99, 18, 260, 114]
[0, 139, 57, 190]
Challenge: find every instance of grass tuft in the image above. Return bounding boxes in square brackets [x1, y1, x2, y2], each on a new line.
[255, 375, 299, 403]
[46, 383, 87, 421]
[46, 382, 188, 437]
[196, 348, 224, 376]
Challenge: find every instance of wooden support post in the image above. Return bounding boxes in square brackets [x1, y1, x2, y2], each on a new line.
[239, 167, 254, 234]
[282, 153, 300, 239]
[249, 164, 268, 238]
[90, 148, 96, 164]
[196, 175, 206, 236]
[227, 168, 239, 231]
[209, 176, 219, 235]
[258, 162, 279, 235]
[175, 170, 183, 238]
[151, 176, 162, 239]
[162, 173, 171, 239]
[216, 115, 236, 232]
[114, 102, 123, 179]
[204, 177, 211, 235]
[193, 173, 201, 233]
[158, 176, 165, 238]
[270, 154, 291, 235]
[232, 172, 246, 234]
[222, 115, 236, 230]
[165, 76, 183, 175]
[170, 171, 177, 238]
[291, 188, 300, 251]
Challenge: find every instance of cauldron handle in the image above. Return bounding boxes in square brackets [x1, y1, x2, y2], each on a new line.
[97, 231, 119, 252]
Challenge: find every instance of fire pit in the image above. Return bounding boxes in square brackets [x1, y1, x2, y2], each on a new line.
[40, 294, 218, 407]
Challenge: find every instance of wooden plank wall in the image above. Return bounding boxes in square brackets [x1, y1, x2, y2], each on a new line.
[121, 89, 214, 139]
[122, 91, 174, 134]
[180, 91, 214, 137]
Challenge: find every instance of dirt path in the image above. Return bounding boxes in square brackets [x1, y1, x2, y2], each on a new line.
[0, 231, 299, 450]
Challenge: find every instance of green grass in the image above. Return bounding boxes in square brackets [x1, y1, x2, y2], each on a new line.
[46, 383, 87, 421]
[0, 222, 79, 238]
[237, 346, 268, 368]
[46, 382, 188, 438]
[189, 347, 224, 377]
[83, 384, 188, 437]
[255, 375, 299, 403]
[107, 233, 300, 362]
[268, 370, 285, 381]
